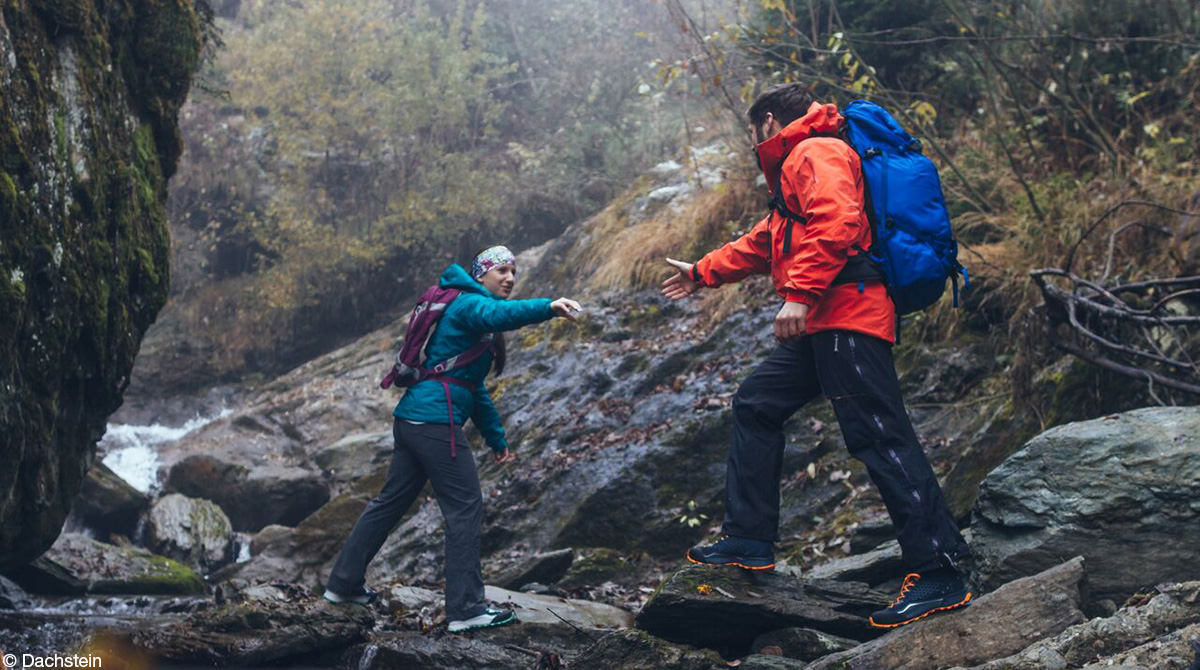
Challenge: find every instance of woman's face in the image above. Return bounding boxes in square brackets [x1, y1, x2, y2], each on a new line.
[478, 264, 515, 299]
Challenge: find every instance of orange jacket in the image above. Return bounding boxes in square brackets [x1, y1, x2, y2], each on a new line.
[693, 102, 896, 343]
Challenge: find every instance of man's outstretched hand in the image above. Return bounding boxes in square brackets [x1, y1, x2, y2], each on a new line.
[662, 258, 700, 301]
[775, 302, 809, 342]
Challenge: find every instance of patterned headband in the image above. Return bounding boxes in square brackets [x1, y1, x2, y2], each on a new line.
[471, 245, 517, 279]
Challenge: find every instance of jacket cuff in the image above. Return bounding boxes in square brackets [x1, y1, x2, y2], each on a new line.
[491, 439, 509, 454]
[782, 289, 818, 306]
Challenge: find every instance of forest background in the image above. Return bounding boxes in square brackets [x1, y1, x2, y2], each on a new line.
[149, 0, 1200, 409]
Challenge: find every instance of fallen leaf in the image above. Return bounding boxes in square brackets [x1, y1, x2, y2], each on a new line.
[696, 584, 713, 595]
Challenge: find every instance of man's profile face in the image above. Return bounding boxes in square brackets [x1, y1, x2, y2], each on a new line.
[751, 112, 780, 146]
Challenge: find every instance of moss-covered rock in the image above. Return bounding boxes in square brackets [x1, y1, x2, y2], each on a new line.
[0, 0, 204, 570]
[5, 532, 205, 595]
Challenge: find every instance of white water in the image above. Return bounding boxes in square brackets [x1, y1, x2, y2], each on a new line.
[100, 409, 231, 493]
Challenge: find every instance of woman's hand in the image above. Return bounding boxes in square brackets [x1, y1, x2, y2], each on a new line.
[494, 449, 515, 465]
[661, 258, 700, 300]
[551, 298, 582, 321]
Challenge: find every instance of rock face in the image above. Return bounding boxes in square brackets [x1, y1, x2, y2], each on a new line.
[145, 493, 234, 573]
[962, 580, 1200, 670]
[806, 557, 1088, 670]
[5, 533, 205, 596]
[0, 0, 205, 571]
[635, 564, 886, 649]
[971, 407, 1200, 603]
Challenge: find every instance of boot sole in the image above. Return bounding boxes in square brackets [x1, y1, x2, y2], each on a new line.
[686, 552, 776, 571]
[448, 611, 518, 634]
[868, 591, 973, 629]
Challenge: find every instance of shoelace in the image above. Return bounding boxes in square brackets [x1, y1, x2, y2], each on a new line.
[889, 573, 922, 607]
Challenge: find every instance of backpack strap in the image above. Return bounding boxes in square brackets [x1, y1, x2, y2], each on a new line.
[434, 376, 476, 459]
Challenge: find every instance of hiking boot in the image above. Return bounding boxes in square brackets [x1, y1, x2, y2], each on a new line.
[869, 568, 972, 628]
[322, 585, 378, 605]
[686, 535, 775, 570]
[448, 607, 517, 633]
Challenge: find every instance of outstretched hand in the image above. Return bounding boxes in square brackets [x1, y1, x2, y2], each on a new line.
[661, 258, 700, 301]
[551, 298, 583, 320]
[494, 449, 515, 465]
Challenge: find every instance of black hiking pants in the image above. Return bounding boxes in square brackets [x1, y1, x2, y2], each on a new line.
[723, 329, 969, 573]
[326, 419, 485, 620]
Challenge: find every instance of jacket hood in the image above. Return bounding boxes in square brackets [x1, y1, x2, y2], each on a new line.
[756, 101, 844, 196]
[439, 264, 492, 296]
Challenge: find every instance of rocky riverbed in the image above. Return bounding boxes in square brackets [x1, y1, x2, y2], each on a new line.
[4, 146, 1199, 669]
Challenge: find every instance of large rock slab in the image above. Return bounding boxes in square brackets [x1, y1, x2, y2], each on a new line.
[164, 454, 330, 532]
[635, 564, 886, 648]
[5, 533, 205, 596]
[806, 557, 1088, 670]
[68, 461, 149, 541]
[961, 580, 1200, 670]
[484, 585, 633, 630]
[971, 407, 1200, 604]
[145, 493, 234, 573]
[118, 593, 374, 665]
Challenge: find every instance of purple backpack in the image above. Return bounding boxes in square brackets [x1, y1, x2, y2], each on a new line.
[380, 285, 494, 457]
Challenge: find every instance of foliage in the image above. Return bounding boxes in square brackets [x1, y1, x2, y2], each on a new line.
[161, 0, 699, 380]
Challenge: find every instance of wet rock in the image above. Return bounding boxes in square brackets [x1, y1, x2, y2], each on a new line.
[145, 494, 234, 573]
[805, 557, 1087, 670]
[489, 548, 575, 590]
[0, 0, 203, 571]
[68, 461, 149, 541]
[635, 564, 886, 649]
[558, 547, 654, 591]
[120, 593, 374, 665]
[571, 629, 723, 670]
[961, 580, 1200, 670]
[215, 464, 389, 588]
[807, 540, 905, 587]
[164, 454, 330, 532]
[971, 407, 1200, 603]
[313, 431, 393, 487]
[6, 533, 205, 596]
[0, 575, 30, 609]
[751, 627, 859, 661]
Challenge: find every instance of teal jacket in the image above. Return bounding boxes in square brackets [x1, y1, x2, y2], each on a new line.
[394, 264, 555, 453]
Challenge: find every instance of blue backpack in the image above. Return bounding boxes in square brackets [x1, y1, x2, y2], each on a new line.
[840, 100, 968, 315]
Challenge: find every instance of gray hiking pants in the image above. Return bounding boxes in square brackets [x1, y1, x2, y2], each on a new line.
[326, 419, 485, 620]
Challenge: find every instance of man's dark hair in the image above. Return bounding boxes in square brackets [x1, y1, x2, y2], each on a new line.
[747, 84, 817, 130]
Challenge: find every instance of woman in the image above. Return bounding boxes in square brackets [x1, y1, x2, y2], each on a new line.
[323, 245, 581, 633]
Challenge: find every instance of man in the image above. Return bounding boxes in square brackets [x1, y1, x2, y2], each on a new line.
[661, 84, 972, 628]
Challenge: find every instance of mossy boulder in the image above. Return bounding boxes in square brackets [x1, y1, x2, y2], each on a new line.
[0, 0, 205, 570]
[145, 493, 235, 574]
[5, 532, 205, 596]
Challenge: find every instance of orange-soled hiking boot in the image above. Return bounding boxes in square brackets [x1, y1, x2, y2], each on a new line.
[686, 535, 776, 571]
[869, 569, 972, 628]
